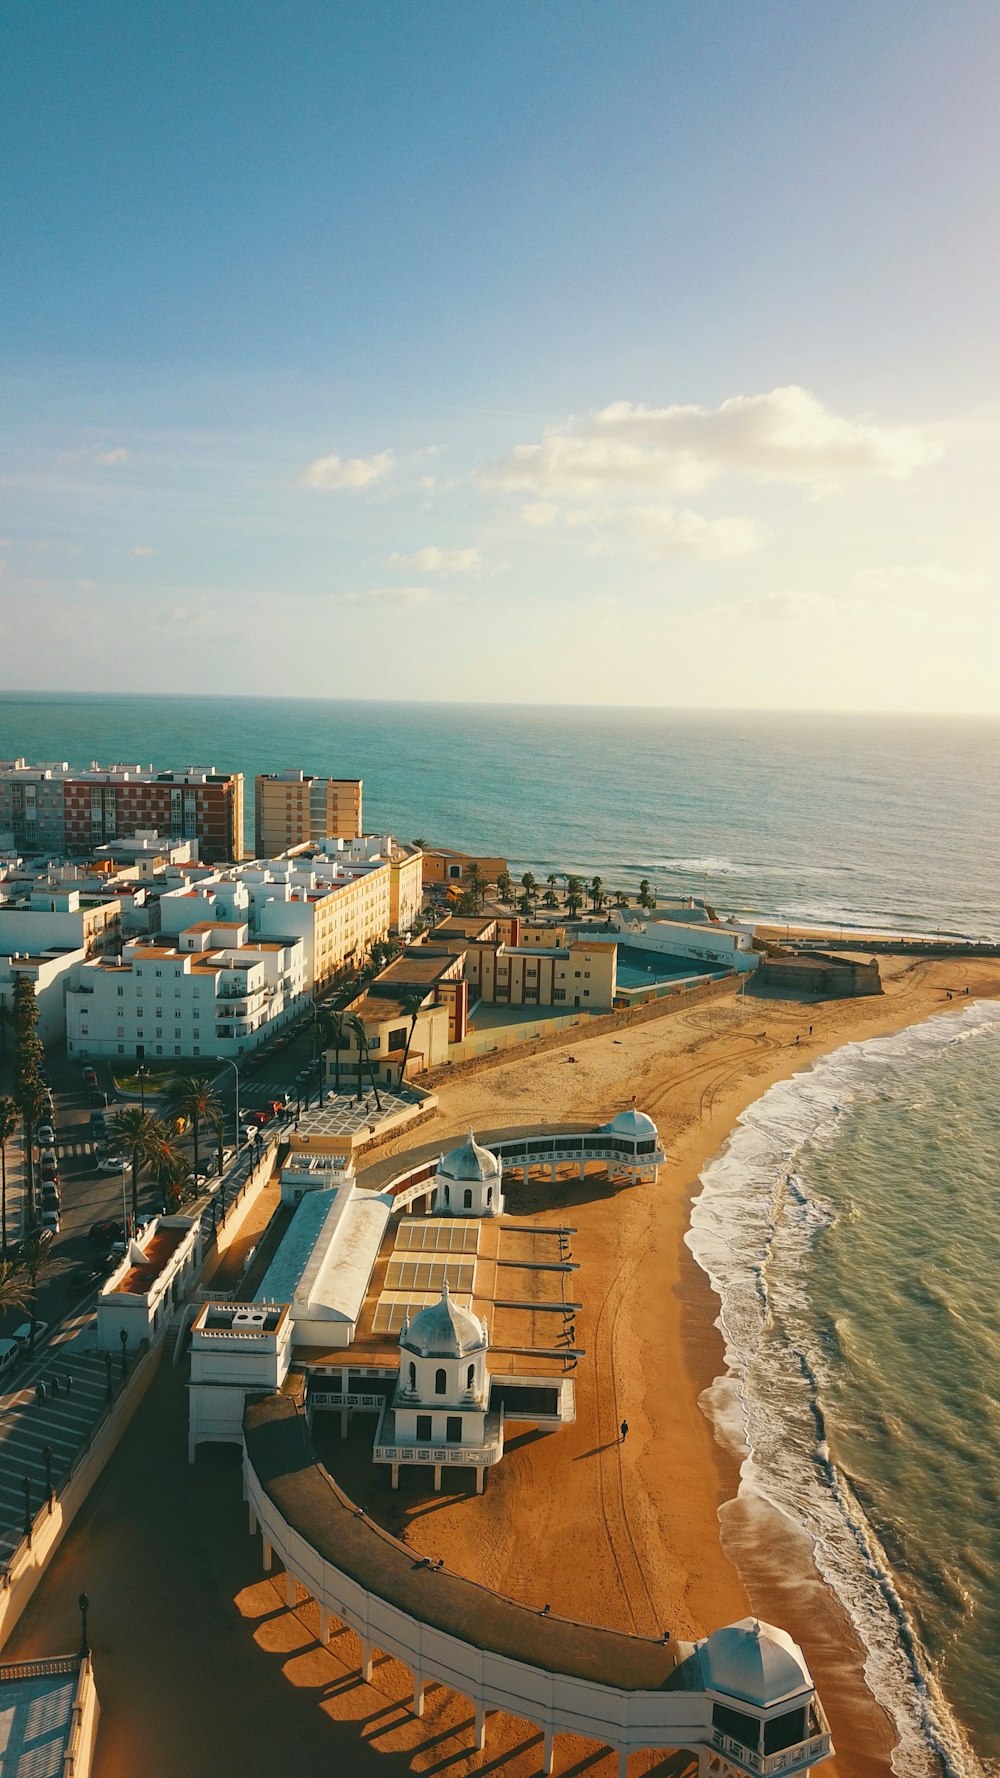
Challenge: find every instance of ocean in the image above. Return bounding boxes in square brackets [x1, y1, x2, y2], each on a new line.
[689, 1005, 1000, 1778]
[0, 693, 997, 936]
[2, 691, 998, 1771]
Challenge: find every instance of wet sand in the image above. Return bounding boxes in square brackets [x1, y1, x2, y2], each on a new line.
[6, 954, 999, 1778]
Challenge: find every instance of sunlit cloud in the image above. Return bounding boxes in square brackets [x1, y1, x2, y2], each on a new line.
[299, 450, 393, 490]
[524, 501, 759, 559]
[388, 546, 481, 575]
[485, 386, 940, 497]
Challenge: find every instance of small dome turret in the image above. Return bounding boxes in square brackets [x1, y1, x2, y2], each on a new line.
[605, 1108, 658, 1141]
[438, 1131, 500, 1182]
[400, 1282, 487, 1359]
[698, 1618, 813, 1708]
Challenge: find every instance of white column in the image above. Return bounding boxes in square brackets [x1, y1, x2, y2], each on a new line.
[318, 1607, 329, 1644]
[618, 1750, 629, 1778]
[551, 1161, 557, 1183]
[475, 1465, 484, 1495]
[473, 1703, 487, 1752]
[248, 1502, 257, 1536]
[340, 1408, 349, 1437]
[541, 1727, 555, 1775]
[261, 1538, 272, 1572]
[285, 1571, 297, 1608]
[359, 1639, 374, 1683]
[433, 1465, 442, 1493]
[579, 1159, 586, 1180]
[412, 1675, 426, 1718]
[391, 1463, 399, 1490]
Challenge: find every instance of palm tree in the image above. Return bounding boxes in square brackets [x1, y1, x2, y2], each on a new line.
[163, 1074, 223, 1196]
[520, 871, 537, 910]
[465, 863, 489, 912]
[546, 872, 559, 897]
[496, 870, 513, 905]
[111, 1106, 167, 1229]
[17, 1229, 54, 1351]
[0, 1257, 28, 1319]
[14, 1075, 45, 1234]
[395, 986, 428, 1087]
[346, 1014, 381, 1109]
[542, 888, 559, 911]
[311, 1006, 347, 1094]
[566, 876, 584, 918]
[0, 1096, 18, 1258]
[590, 875, 605, 912]
[149, 1136, 193, 1213]
[638, 878, 655, 910]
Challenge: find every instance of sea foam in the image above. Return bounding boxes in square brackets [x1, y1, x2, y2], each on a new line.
[686, 1001, 1000, 1778]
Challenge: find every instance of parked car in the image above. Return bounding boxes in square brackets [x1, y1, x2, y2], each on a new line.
[247, 1109, 270, 1126]
[40, 1208, 61, 1234]
[95, 1148, 126, 1173]
[82, 1066, 98, 1088]
[36, 1123, 56, 1146]
[42, 1090, 55, 1115]
[89, 1218, 126, 1247]
[39, 1147, 58, 1173]
[12, 1320, 50, 1352]
[0, 1337, 19, 1383]
[40, 1183, 61, 1209]
[89, 1109, 108, 1135]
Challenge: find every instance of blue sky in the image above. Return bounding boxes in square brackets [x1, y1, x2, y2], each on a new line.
[2, 2, 998, 710]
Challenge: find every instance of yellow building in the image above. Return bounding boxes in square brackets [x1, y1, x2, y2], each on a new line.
[462, 937, 617, 1010]
[254, 770, 363, 855]
[388, 844, 423, 934]
[421, 846, 507, 892]
[334, 950, 463, 1084]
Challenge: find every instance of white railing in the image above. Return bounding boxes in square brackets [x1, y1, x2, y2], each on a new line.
[311, 1391, 387, 1411]
[373, 1438, 503, 1467]
[709, 1728, 832, 1775]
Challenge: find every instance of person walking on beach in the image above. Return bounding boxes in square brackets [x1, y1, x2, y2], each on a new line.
[620, 1419, 629, 1442]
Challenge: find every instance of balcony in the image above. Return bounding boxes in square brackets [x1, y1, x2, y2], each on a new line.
[372, 1407, 504, 1468]
[709, 1723, 832, 1776]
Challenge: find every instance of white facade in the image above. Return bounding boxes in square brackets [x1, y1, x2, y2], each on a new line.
[609, 912, 759, 974]
[433, 1133, 505, 1217]
[96, 1216, 201, 1351]
[65, 926, 307, 1061]
[188, 1301, 293, 1459]
[0, 886, 121, 956]
[375, 1285, 502, 1493]
[255, 1182, 392, 1347]
[0, 945, 87, 1044]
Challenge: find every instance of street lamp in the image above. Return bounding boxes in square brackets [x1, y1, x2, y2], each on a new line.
[104, 1351, 113, 1401]
[136, 1062, 150, 1111]
[215, 1057, 241, 1153]
[78, 1591, 90, 1657]
[22, 1475, 31, 1542]
[121, 1161, 129, 1237]
[119, 1326, 128, 1377]
[43, 1442, 53, 1510]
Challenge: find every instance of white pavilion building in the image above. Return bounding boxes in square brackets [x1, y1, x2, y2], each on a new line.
[374, 1282, 504, 1492]
[433, 1131, 504, 1216]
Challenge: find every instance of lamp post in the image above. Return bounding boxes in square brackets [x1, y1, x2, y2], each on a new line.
[119, 1326, 128, 1377]
[78, 1591, 90, 1657]
[43, 1442, 53, 1510]
[136, 1062, 150, 1111]
[104, 1351, 113, 1401]
[22, 1474, 31, 1542]
[215, 1057, 241, 1152]
[120, 1161, 129, 1239]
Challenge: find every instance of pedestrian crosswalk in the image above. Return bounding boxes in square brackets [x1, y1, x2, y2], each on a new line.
[55, 1140, 95, 1159]
[0, 1337, 115, 1567]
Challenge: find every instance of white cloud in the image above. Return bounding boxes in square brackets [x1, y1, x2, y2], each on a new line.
[485, 386, 940, 497]
[521, 502, 558, 528]
[94, 447, 130, 466]
[300, 450, 393, 491]
[131, 544, 155, 558]
[417, 475, 437, 491]
[388, 546, 481, 576]
[528, 502, 759, 560]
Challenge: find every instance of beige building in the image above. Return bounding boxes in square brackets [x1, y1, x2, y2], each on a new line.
[254, 770, 363, 855]
[334, 950, 462, 1085]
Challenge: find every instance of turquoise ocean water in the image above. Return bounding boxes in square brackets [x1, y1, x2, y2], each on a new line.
[0, 693, 997, 935]
[2, 692, 998, 1770]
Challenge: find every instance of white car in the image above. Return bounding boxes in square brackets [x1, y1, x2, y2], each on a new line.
[0, 1338, 19, 1383]
[40, 1208, 61, 1234]
[36, 1124, 56, 1146]
[12, 1320, 50, 1352]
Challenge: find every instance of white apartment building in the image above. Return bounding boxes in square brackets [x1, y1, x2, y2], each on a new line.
[0, 946, 88, 1045]
[66, 923, 308, 1061]
[153, 844, 406, 991]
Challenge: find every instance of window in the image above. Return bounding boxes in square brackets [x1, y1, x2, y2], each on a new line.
[446, 1416, 463, 1443]
[193, 1046, 200, 1055]
[487, 1186, 493, 1205]
[584, 989, 590, 997]
[553, 989, 566, 1002]
[584, 970, 591, 979]
[117, 985, 124, 997]
[408, 1362, 416, 1391]
[463, 1188, 472, 1210]
[175, 1046, 181, 1056]
[434, 1368, 447, 1395]
[416, 1414, 432, 1441]
[117, 1043, 125, 1054]
[156, 1045, 163, 1055]
[466, 1363, 475, 1389]
[443, 1183, 450, 1206]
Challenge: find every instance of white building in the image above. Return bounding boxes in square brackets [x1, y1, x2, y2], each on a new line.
[188, 1301, 294, 1460]
[96, 1216, 201, 1351]
[0, 945, 88, 1044]
[66, 923, 308, 1061]
[374, 1284, 503, 1493]
[608, 910, 759, 974]
[433, 1132, 505, 1217]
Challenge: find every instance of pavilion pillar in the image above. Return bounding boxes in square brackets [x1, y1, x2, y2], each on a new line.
[248, 1502, 257, 1536]
[340, 1408, 349, 1438]
[473, 1703, 487, 1752]
[318, 1607, 330, 1644]
[618, 1749, 630, 1778]
[551, 1161, 557, 1184]
[359, 1639, 374, 1683]
[475, 1465, 484, 1495]
[541, 1727, 555, 1775]
[433, 1465, 442, 1493]
[285, 1571, 297, 1608]
[412, 1674, 426, 1718]
[261, 1538, 272, 1572]
[391, 1463, 400, 1490]
[579, 1159, 586, 1180]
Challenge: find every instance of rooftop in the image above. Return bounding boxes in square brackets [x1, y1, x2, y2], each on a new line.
[0, 1656, 89, 1776]
[108, 1224, 189, 1296]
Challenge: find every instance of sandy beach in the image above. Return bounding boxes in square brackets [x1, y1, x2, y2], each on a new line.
[7, 953, 999, 1778]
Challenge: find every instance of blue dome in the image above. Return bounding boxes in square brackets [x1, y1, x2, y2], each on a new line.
[438, 1131, 500, 1182]
[400, 1283, 486, 1358]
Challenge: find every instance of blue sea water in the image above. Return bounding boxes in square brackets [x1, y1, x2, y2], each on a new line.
[2, 691, 998, 1772]
[690, 1007, 1000, 1778]
[0, 693, 997, 935]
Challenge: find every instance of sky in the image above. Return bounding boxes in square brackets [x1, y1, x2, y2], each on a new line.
[1, 2, 999, 713]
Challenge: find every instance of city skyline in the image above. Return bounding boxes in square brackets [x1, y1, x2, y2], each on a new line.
[2, 2, 999, 713]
